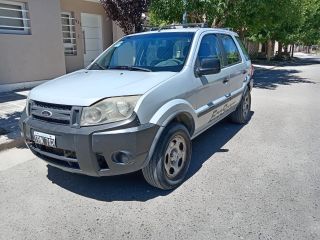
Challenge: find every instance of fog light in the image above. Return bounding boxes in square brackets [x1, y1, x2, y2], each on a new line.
[112, 151, 133, 164]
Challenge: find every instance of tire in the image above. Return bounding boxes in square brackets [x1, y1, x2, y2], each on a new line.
[230, 89, 251, 124]
[142, 123, 192, 190]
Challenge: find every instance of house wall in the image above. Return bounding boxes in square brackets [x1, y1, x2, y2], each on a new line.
[0, 0, 66, 86]
[60, 0, 113, 72]
[112, 22, 125, 42]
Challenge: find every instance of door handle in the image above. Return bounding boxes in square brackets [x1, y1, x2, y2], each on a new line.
[82, 30, 86, 54]
[223, 78, 229, 84]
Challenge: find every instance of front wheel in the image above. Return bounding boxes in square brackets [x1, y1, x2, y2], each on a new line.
[142, 123, 192, 190]
[230, 89, 251, 124]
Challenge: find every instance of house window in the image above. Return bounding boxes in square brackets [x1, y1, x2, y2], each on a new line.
[0, 0, 30, 34]
[61, 12, 77, 56]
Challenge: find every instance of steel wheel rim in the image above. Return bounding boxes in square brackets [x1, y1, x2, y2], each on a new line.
[164, 135, 187, 179]
[242, 93, 250, 119]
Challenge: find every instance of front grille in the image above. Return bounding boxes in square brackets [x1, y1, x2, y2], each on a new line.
[30, 101, 73, 125]
[29, 143, 80, 169]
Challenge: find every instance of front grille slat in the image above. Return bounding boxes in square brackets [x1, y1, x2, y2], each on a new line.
[31, 105, 71, 115]
[30, 145, 78, 163]
[29, 143, 80, 170]
[30, 101, 73, 125]
[33, 101, 72, 111]
[32, 112, 71, 121]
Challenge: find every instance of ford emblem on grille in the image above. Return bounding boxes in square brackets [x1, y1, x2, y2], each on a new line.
[41, 110, 53, 117]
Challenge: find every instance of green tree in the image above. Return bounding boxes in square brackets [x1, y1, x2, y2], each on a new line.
[149, 0, 319, 59]
[149, 0, 184, 25]
[297, 0, 320, 47]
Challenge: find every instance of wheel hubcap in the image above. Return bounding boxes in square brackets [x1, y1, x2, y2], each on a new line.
[242, 93, 250, 119]
[164, 135, 187, 178]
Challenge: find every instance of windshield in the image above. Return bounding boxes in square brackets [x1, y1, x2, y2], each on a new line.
[89, 32, 195, 72]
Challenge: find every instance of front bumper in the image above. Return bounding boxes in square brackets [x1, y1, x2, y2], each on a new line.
[19, 111, 159, 176]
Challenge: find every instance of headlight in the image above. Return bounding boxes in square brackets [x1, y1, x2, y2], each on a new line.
[80, 96, 140, 126]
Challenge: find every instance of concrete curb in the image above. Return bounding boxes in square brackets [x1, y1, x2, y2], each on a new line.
[0, 137, 25, 152]
[253, 65, 279, 73]
[254, 67, 278, 75]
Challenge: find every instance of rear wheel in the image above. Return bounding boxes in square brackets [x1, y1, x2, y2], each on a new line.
[230, 89, 251, 124]
[142, 123, 192, 190]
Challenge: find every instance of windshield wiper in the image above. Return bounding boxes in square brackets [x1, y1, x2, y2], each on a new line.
[130, 66, 152, 72]
[108, 66, 152, 72]
[91, 62, 106, 70]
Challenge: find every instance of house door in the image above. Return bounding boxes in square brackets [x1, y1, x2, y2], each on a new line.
[81, 13, 103, 67]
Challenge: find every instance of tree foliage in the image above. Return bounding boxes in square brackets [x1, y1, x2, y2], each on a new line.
[100, 0, 320, 51]
[149, 0, 320, 46]
[100, 0, 149, 34]
[298, 0, 320, 45]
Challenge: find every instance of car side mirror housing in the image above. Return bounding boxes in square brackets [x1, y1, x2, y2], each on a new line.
[196, 58, 221, 76]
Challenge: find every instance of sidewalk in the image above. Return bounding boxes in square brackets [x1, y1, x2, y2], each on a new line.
[0, 91, 29, 151]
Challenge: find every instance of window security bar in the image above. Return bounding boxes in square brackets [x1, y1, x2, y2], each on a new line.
[0, 16, 30, 21]
[0, 25, 30, 29]
[61, 16, 75, 20]
[0, 7, 28, 12]
[62, 24, 76, 28]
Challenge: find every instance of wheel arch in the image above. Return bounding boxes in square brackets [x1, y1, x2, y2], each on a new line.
[145, 99, 197, 167]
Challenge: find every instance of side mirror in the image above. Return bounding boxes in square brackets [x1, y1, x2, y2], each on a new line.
[196, 58, 221, 76]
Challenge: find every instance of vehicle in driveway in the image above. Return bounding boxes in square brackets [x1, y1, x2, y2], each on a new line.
[19, 24, 254, 189]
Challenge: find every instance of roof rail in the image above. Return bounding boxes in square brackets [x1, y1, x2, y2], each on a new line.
[220, 27, 233, 31]
[143, 23, 209, 32]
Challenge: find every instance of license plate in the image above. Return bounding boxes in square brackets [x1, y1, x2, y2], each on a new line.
[33, 131, 56, 148]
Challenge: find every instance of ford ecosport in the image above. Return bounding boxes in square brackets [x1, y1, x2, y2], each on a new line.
[19, 25, 254, 189]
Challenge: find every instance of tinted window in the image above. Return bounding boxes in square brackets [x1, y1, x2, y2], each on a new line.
[197, 34, 223, 65]
[90, 32, 194, 72]
[235, 37, 250, 61]
[220, 34, 241, 66]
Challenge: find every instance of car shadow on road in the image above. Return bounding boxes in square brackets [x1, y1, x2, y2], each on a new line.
[253, 69, 315, 90]
[47, 112, 253, 202]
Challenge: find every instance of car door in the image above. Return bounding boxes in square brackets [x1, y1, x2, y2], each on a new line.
[190, 33, 231, 128]
[218, 34, 247, 97]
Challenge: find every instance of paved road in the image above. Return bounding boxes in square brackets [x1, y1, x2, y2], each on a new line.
[1, 55, 319, 240]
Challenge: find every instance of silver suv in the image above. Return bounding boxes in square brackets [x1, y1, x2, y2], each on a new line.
[20, 26, 254, 190]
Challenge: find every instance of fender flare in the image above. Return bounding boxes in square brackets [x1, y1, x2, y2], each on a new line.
[149, 99, 197, 127]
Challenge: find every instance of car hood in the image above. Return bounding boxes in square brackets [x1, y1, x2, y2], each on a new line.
[29, 70, 177, 106]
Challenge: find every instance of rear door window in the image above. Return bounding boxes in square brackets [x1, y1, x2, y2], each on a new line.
[219, 34, 242, 66]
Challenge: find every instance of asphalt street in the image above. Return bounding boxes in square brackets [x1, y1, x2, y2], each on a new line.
[0, 54, 319, 240]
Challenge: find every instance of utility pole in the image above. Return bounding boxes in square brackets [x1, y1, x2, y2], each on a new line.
[182, 0, 187, 24]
